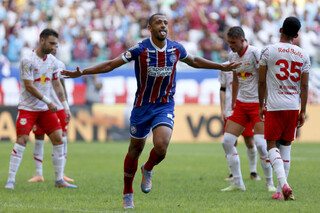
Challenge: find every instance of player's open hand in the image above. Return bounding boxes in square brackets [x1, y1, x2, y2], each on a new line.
[221, 62, 241, 71]
[61, 66, 82, 78]
[297, 111, 305, 128]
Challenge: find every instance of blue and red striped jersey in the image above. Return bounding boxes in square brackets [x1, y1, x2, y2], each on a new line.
[122, 38, 188, 108]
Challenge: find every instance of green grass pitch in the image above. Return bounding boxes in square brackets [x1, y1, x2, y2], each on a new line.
[0, 141, 319, 212]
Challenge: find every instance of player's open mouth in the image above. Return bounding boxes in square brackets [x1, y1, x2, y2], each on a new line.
[160, 30, 167, 36]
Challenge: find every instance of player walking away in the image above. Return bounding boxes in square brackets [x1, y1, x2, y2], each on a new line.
[219, 71, 261, 182]
[62, 13, 240, 209]
[4, 29, 77, 190]
[258, 16, 310, 201]
[28, 46, 74, 183]
[221, 27, 276, 192]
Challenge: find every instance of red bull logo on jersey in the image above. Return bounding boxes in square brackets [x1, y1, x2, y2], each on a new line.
[237, 70, 253, 80]
[278, 47, 303, 58]
[34, 75, 51, 85]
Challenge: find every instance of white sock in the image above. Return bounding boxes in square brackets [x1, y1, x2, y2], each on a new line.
[247, 145, 257, 173]
[8, 143, 26, 182]
[63, 136, 68, 169]
[268, 148, 287, 188]
[33, 139, 44, 176]
[226, 153, 244, 186]
[52, 144, 64, 181]
[254, 134, 273, 186]
[222, 133, 243, 186]
[280, 144, 291, 178]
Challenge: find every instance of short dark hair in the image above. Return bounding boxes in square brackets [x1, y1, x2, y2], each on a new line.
[148, 13, 165, 25]
[39, 28, 59, 39]
[282, 16, 301, 37]
[227, 26, 245, 39]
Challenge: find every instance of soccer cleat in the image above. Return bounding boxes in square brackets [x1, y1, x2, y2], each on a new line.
[141, 163, 153, 193]
[123, 193, 134, 209]
[250, 172, 261, 181]
[55, 179, 78, 188]
[289, 194, 295, 200]
[224, 174, 234, 181]
[28, 175, 44, 182]
[4, 181, 15, 190]
[282, 184, 293, 201]
[267, 184, 277, 192]
[271, 192, 283, 200]
[63, 175, 74, 183]
[221, 183, 246, 192]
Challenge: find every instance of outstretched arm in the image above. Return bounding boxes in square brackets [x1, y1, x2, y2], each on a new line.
[61, 56, 126, 78]
[181, 54, 241, 71]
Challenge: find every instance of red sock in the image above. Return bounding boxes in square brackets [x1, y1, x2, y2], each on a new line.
[123, 153, 138, 194]
[144, 148, 166, 171]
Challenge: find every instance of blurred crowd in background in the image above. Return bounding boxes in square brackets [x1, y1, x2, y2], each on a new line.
[0, 0, 320, 67]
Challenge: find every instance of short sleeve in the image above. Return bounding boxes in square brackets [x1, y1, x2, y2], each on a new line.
[20, 58, 33, 80]
[175, 42, 188, 60]
[302, 53, 311, 74]
[259, 47, 269, 66]
[122, 43, 143, 63]
[252, 48, 261, 69]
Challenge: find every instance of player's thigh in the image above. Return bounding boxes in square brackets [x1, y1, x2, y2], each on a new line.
[225, 119, 245, 137]
[16, 110, 39, 144]
[37, 110, 61, 135]
[253, 121, 264, 134]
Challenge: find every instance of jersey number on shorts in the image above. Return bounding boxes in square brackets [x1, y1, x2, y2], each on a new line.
[275, 59, 302, 82]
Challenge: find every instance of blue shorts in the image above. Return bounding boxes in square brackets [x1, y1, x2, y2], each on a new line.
[130, 102, 175, 139]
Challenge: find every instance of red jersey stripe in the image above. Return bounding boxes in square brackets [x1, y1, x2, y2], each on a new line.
[135, 49, 148, 107]
[150, 51, 166, 103]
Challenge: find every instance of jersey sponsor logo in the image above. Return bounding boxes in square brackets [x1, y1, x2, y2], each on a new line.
[20, 118, 27, 125]
[169, 54, 177, 63]
[278, 47, 303, 58]
[237, 70, 253, 80]
[147, 66, 173, 77]
[34, 75, 51, 85]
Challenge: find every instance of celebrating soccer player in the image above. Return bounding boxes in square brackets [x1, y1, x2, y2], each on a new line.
[62, 13, 240, 209]
[258, 16, 310, 200]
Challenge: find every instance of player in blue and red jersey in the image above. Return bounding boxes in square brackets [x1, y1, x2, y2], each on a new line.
[62, 13, 240, 209]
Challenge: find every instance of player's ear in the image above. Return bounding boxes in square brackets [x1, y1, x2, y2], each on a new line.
[294, 33, 298, 39]
[279, 28, 282, 33]
[147, 24, 152, 32]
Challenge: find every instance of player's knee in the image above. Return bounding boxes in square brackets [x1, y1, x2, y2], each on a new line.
[16, 135, 28, 146]
[154, 140, 169, 155]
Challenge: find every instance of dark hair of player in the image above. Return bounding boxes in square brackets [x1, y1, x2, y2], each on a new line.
[148, 13, 166, 25]
[40, 28, 59, 39]
[282, 16, 301, 37]
[227, 26, 245, 39]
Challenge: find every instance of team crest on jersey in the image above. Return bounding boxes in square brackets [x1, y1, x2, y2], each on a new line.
[169, 54, 177, 63]
[244, 62, 250, 66]
[20, 118, 27, 125]
[125, 51, 132, 59]
[131, 125, 137, 134]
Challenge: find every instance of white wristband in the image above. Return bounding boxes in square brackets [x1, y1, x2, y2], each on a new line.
[62, 101, 70, 111]
[41, 96, 52, 104]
